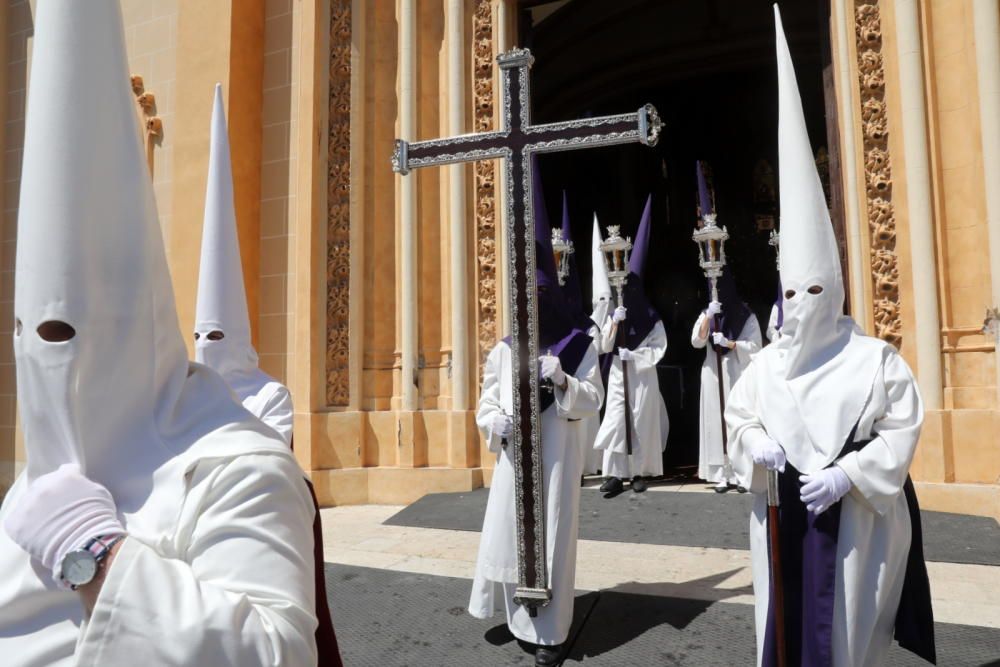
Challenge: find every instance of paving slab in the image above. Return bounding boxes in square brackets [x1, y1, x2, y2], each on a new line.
[385, 488, 1000, 566]
[325, 563, 1000, 666]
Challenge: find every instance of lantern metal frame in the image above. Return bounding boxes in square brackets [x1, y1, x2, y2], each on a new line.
[600, 225, 632, 306]
[769, 229, 781, 270]
[550, 227, 574, 287]
[692, 213, 729, 302]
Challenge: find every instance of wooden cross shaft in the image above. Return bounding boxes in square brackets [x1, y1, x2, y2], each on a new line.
[392, 47, 661, 612]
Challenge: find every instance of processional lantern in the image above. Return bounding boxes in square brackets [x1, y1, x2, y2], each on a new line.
[599, 225, 632, 306]
[692, 213, 729, 302]
[550, 227, 574, 287]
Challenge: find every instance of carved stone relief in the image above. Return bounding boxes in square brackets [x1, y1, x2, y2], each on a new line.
[855, 2, 902, 347]
[327, 1, 352, 406]
[474, 0, 498, 371]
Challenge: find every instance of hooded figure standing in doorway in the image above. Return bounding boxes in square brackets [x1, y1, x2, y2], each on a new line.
[725, 7, 935, 666]
[691, 266, 761, 492]
[469, 162, 603, 667]
[594, 196, 669, 494]
[0, 2, 320, 664]
[195, 84, 343, 665]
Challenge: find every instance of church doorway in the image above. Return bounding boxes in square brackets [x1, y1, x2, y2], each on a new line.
[522, 0, 846, 472]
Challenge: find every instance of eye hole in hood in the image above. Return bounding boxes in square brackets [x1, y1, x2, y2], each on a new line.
[807, 285, 824, 295]
[37, 320, 75, 342]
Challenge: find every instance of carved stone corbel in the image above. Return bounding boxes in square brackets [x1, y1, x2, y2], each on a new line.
[130, 74, 161, 177]
[474, 0, 497, 374]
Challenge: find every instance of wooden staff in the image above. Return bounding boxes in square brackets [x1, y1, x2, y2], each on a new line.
[610, 285, 634, 456]
[767, 468, 786, 667]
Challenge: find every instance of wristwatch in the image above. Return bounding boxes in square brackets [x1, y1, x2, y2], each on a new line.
[59, 534, 126, 590]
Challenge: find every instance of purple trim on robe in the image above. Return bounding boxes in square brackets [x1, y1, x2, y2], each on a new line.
[775, 282, 784, 331]
[763, 429, 937, 666]
[501, 327, 592, 414]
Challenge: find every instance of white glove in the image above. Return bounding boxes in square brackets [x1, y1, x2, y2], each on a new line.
[618, 347, 634, 362]
[539, 354, 567, 386]
[706, 301, 722, 316]
[744, 429, 786, 472]
[800, 466, 852, 515]
[612, 306, 627, 323]
[4, 464, 125, 585]
[712, 332, 731, 347]
[491, 412, 513, 439]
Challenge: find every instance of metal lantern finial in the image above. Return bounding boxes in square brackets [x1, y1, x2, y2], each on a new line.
[692, 215, 729, 302]
[769, 229, 780, 270]
[600, 225, 632, 305]
[550, 227, 574, 286]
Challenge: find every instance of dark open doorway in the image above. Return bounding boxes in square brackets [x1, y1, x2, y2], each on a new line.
[522, 0, 844, 471]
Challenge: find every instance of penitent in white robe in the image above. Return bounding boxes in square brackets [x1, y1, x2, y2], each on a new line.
[766, 303, 781, 342]
[227, 368, 294, 445]
[579, 322, 605, 476]
[0, 367, 318, 667]
[726, 347, 924, 667]
[691, 312, 762, 484]
[593, 320, 669, 479]
[469, 340, 604, 646]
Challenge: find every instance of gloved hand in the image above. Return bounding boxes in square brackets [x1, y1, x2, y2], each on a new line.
[491, 412, 513, 439]
[612, 306, 627, 323]
[618, 347, 634, 362]
[539, 354, 567, 387]
[800, 466, 852, 515]
[712, 332, 732, 347]
[4, 464, 125, 585]
[744, 429, 786, 472]
[706, 301, 722, 316]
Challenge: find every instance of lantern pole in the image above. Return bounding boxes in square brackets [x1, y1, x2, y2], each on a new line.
[600, 226, 635, 457]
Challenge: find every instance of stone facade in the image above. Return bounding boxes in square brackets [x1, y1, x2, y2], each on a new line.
[0, 0, 996, 518]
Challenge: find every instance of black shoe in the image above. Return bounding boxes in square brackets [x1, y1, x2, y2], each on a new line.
[631, 476, 648, 493]
[535, 644, 562, 666]
[735, 485, 748, 494]
[713, 480, 729, 493]
[599, 477, 623, 494]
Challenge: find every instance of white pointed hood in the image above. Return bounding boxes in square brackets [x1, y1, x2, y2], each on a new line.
[194, 84, 259, 379]
[590, 214, 612, 326]
[13, 0, 274, 511]
[753, 5, 891, 473]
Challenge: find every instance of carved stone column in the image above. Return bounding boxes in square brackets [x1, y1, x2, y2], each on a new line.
[327, 1, 352, 406]
[855, 2, 902, 347]
[473, 0, 497, 374]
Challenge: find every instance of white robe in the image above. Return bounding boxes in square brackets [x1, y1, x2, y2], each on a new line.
[726, 347, 923, 667]
[766, 303, 781, 342]
[469, 340, 603, 646]
[580, 322, 604, 476]
[0, 373, 319, 667]
[228, 368, 294, 446]
[691, 312, 762, 483]
[593, 320, 669, 478]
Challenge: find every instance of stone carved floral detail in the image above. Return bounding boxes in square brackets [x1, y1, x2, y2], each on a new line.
[474, 0, 497, 373]
[327, 1, 352, 406]
[856, 1, 901, 347]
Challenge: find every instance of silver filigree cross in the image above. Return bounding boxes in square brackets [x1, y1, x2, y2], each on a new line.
[392, 47, 661, 613]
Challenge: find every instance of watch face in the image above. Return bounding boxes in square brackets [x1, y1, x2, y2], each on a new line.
[61, 550, 97, 586]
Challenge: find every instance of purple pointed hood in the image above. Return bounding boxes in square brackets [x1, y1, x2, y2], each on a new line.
[559, 190, 590, 325]
[696, 160, 713, 218]
[621, 194, 660, 348]
[504, 156, 591, 412]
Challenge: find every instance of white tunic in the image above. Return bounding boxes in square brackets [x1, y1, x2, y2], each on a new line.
[228, 368, 294, 446]
[469, 340, 603, 645]
[580, 322, 604, 476]
[0, 377, 318, 666]
[593, 320, 669, 478]
[726, 347, 923, 667]
[766, 304, 781, 342]
[690, 312, 762, 483]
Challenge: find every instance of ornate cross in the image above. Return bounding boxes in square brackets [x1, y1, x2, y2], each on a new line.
[392, 47, 661, 613]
